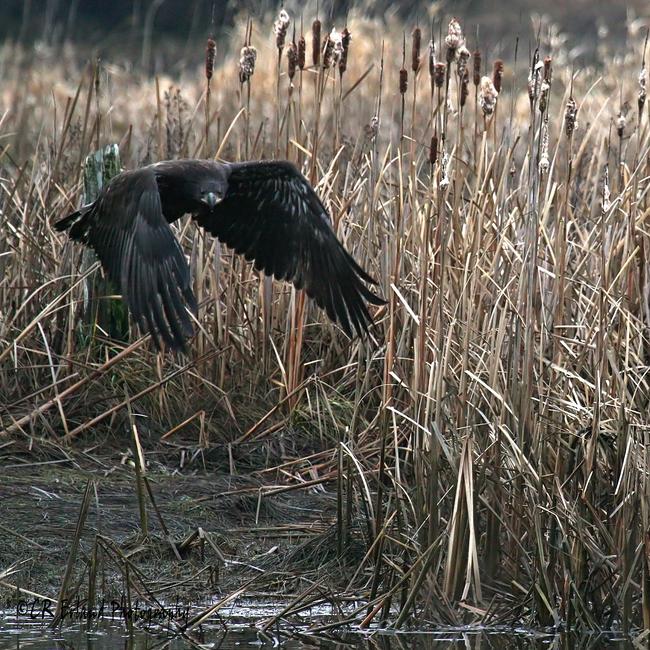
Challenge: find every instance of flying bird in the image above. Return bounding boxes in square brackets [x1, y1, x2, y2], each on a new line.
[55, 159, 384, 350]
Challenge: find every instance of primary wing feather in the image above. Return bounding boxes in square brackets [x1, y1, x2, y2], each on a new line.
[66, 168, 197, 349]
[195, 161, 384, 337]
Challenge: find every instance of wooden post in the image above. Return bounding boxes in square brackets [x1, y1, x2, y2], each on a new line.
[81, 144, 128, 346]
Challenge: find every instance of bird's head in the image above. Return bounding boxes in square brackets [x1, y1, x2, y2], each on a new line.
[200, 188, 224, 209]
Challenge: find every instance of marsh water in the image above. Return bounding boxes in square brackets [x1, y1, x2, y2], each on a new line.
[0, 627, 636, 649]
[0, 613, 635, 650]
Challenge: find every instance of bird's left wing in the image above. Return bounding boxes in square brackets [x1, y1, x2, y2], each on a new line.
[194, 161, 384, 337]
[57, 168, 197, 350]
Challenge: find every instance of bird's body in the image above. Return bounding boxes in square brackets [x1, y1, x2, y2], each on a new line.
[55, 159, 384, 350]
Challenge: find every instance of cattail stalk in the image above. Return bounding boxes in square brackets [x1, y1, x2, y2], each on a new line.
[428, 38, 435, 99]
[274, 9, 290, 157]
[639, 67, 647, 125]
[409, 27, 420, 367]
[284, 28, 297, 157]
[442, 18, 463, 143]
[239, 20, 256, 158]
[432, 61, 445, 154]
[472, 49, 481, 166]
[336, 27, 351, 150]
[296, 18, 306, 161]
[539, 57, 552, 115]
[399, 34, 408, 140]
[457, 46, 470, 127]
[204, 37, 216, 157]
[289, 15, 329, 412]
[617, 101, 629, 188]
[383, 36, 408, 499]
[279, 11, 306, 409]
[93, 58, 101, 151]
[227, 23, 254, 387]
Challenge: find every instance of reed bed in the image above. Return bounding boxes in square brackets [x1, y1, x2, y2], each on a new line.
[1, 7, 650, 635]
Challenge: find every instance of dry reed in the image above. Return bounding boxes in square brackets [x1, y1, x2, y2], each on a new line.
[1, 7, 650, 636]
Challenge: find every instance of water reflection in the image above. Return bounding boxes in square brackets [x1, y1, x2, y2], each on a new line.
[362, 632, 632, 649]
[0, 619, 635, 649]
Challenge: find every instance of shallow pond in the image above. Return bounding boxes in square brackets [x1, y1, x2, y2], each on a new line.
[0, 612, 636, 650]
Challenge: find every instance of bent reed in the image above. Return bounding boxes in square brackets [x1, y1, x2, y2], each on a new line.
[1, 7, 650, 634]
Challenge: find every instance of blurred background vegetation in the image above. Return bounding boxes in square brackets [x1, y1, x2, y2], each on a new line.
[1, 0, 648, 72]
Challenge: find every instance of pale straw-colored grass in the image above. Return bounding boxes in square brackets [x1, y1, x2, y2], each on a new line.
[1, 9, 650, 632]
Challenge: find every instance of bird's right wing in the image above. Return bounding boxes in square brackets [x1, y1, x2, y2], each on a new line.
[195, 161, 385, 338]
[57, 168, 197, 350]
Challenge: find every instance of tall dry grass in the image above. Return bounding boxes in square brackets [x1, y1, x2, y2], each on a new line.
[1, 8, 650, 632]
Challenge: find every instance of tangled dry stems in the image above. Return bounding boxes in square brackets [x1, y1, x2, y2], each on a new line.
[1, 9, 650, 633]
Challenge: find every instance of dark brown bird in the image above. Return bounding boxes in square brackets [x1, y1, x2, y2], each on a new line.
[55, 159, 384, 350]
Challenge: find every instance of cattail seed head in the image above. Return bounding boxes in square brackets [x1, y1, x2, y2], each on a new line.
[460, 68, 469, 107]
[205, 38, 216, 80]
[298, 35, 306, 69]
[364, 115, 379, 140]
[412, 27, 421, 73]
[445, 45, 456, 65]
[273, 9, 291, 52]
[492, 59, 504, 93]
[332, 30, 343, 61]
[602, 165, 611, 213]
[472, 49, 481, 86]
[539, 118, 550, 174]
[639, 66, 647, 116]
[528, 57, 543, 103]
[322, 38, 333, 67]
[434, 62, 445, 88]
[287, 41, 298, 80]
[478, 76, 498, 116]
[399, 67, 408, 94]
[617, 102, 630, 138]
[439, 149, 450, 188]
[339, 27, 351, 76]
[94, 58, 101, 95]
[239, 45, 257, 83]
[538, 57, 552, 114]
[457, 45, 470, 78]
[564, 96, 578, 137]
[323, 28, 343, 68]
[428, 40, 436, 78]
[539, 79, 550, 114]
[312, 19, 321, 66]
[445, 17, 464, 58]
[429, 133, 438, 165]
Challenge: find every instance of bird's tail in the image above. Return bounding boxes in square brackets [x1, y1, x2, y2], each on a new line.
[54, 203, 95, 244]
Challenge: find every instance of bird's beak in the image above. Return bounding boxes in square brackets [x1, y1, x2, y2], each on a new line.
[203, 192, 220, 208]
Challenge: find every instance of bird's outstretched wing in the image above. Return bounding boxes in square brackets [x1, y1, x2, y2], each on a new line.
[195, 161, 385, 338]
[55, 167, 196, 350]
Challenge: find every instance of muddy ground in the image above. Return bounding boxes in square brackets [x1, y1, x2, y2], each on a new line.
[0, 427, 368, 623]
